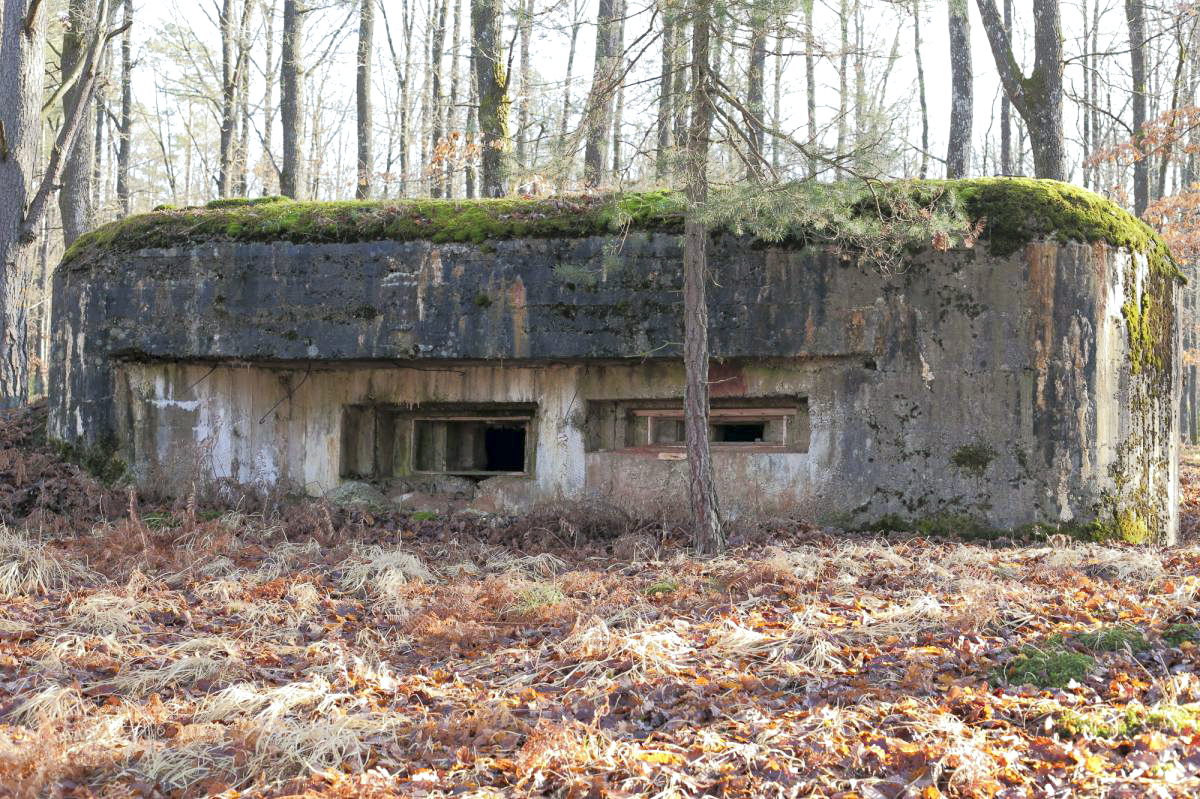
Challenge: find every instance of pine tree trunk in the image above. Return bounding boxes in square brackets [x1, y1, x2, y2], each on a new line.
[656, 8, 674, 180]
[746, 4, 766, 180]
[280, 0, 306, 198]
[357, 0, 374, 198]
[682, 0, 722, 554]
[60, 0, 98, 246]
[946, 0, 972, 178]
[471, 0, 509, 196]
[117, 0, 133, 214]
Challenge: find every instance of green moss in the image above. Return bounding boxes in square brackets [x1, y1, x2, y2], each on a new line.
[1163, 624, 1200, 646]
[645, 578, 681, 596]
[859, 512, 999, 539]
[1056, 703, 1200, 739]
[205, 195, 289, 209]
[998, 636, 1095, 689]
[409, 510, 437, 521]
[1122, 292, 1165, 375]
[473, 291, 493, 308]
[62, 180, 1181, 279]
[1074, 625, 1149, 653]
[950, 442, 997, 477]
[51, 438, 128, 486]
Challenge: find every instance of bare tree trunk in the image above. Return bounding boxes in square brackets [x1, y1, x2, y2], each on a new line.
[975, 0, 1064, 180]
[912, 0, 928, 178]
[429, 0, 447, 197]
[261, 0, 279, 194]
[1089, 0, 1098, 185]
[947, 0, 972, 178]
[656, 5, 674, 180]
[4, 0, 111, 400]
[235, 0, 253, 195]
[609, 0, 625, 181]
[836, 0, 848, 176]
[1126, 0, 1148, 214]
[357, 0, 374, 198]
[583, 0, 617, 186]
[60, 0, 98, 245]
[746, 2, 767, 180]
[682, 0, 722, 554]
[804, 0, 816, 176]
[515, 0, 533, 174]
[116, 0, 132, 214]
[465, 75, 478, 197]
[446, 0, 463, 197]
[92, 47, 107, 215]
[471, 0, 509, 196]
[218, 0, 237, 196]
[771, 21, 783, 171]
[280, 0, 306, 198]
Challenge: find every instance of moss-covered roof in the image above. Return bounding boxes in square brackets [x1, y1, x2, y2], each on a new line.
[61, 178, 1180, 279]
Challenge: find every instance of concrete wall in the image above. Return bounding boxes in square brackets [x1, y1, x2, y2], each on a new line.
[50, 232, 1180, 540]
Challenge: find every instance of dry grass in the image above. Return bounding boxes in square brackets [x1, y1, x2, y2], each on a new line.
[0, 527, 94, 597]
[1, 508, 1199, 798]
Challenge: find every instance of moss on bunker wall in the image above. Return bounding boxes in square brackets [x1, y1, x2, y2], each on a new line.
[61, 179, 1183, 286]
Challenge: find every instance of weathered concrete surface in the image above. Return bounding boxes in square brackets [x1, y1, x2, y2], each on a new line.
[49, 232, 1180, 540]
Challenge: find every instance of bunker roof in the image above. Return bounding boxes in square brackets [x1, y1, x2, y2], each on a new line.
[62, 178, 1181, 279]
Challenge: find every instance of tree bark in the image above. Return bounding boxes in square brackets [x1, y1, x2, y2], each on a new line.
[515, 0, 533, 174]
[804, 0, 816, 177]
[835, 0, 848, 175]
[583, 0, 617, 186]
[218, 0, 238, 197]
[116, 0, 132, 214]
[656, 5, 674, 180]
[235, 0, 252, 195]
[1000, 0, 1011, 174]
[946, 0, 972, 178]
[429, 0, 447, 197]
[3, 0, 110, 400]
[357, 0, 374, 198]
[912, 0, 928, 178]
[682, 0, 722, 554]
[771, 22, 783, 171]
[609, 0, 625, 181]
[446, 0, 463, 197]
[465, 74, 477, 197]
[60, 0, 98, 245]
[746, 3, 767, 180]
[975, 0, 1064, 180]
[261, 0, 279, 194]
[1126, 0, 1148, 214]
[471, 0, 509, 196]
[280, 0, 305, 198]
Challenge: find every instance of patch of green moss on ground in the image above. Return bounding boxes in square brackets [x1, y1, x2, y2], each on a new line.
[1056, 703, 1200, 739]
[62, 180, 1181, 279]
[997, 636, 1096, 689]
[1074, 624, 1150, 653]
[1163, 624, 1200, 646]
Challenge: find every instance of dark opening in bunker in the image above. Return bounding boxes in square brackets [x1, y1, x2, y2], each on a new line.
[483, 425, 526, 471]
[713, 422, 766, 443]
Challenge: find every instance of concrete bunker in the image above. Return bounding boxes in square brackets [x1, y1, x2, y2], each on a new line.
[48, 179, 1183, 541]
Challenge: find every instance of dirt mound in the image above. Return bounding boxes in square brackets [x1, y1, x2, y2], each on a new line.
[0, 401, 121, 533]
